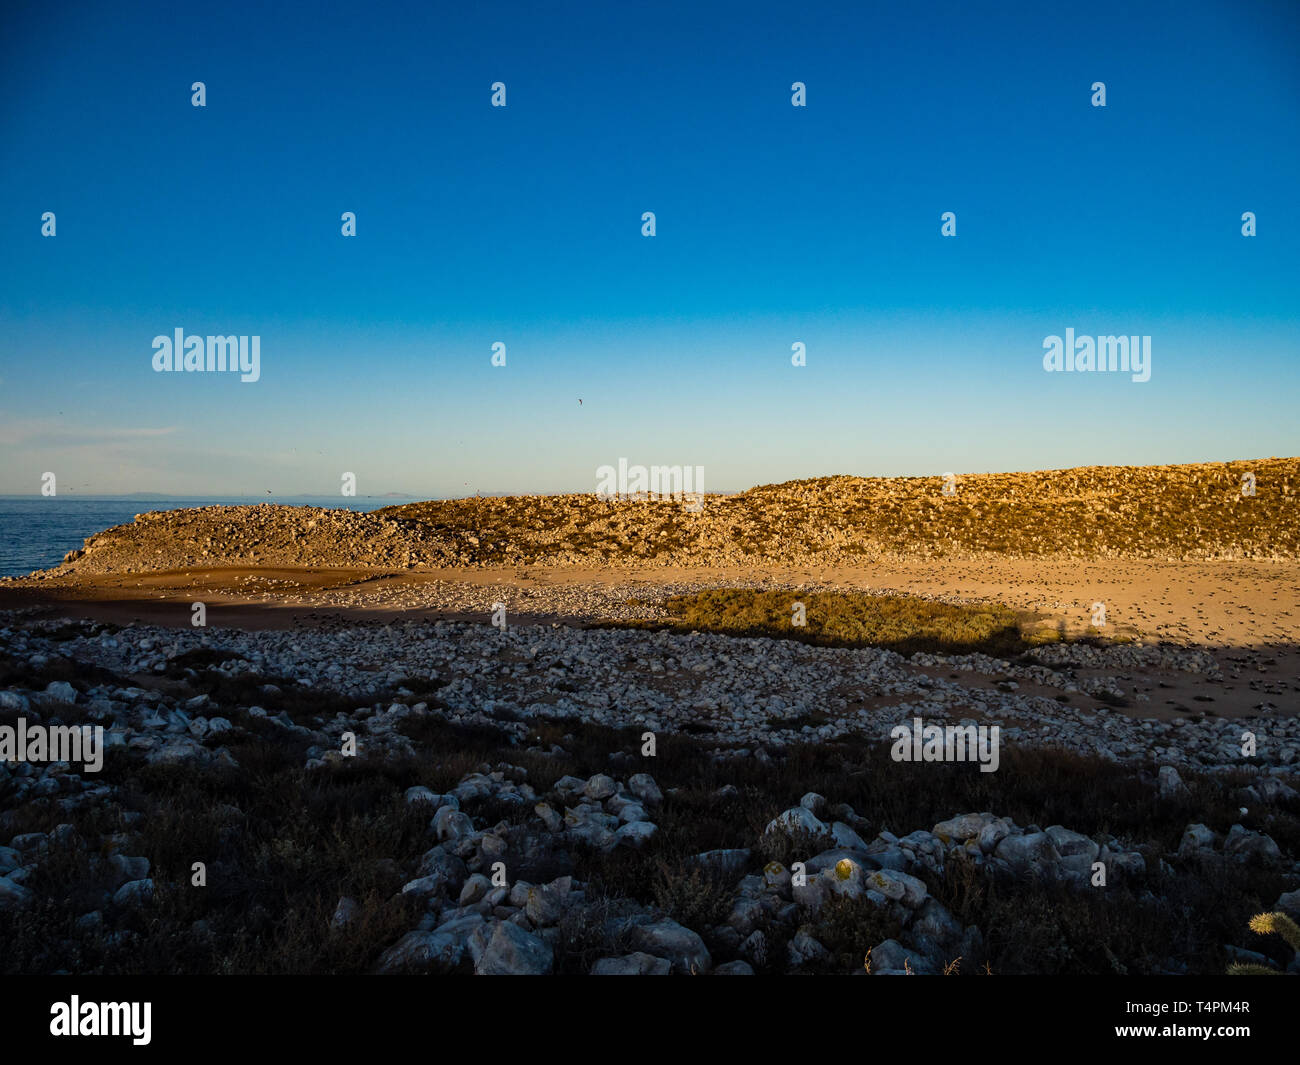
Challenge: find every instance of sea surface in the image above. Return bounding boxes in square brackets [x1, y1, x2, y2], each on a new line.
[0, 497, 397, 578]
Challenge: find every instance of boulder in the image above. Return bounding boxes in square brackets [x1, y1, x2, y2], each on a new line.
[44, 681, 77, 704]
[865, 868, 928, 908]
[932, 812, 998, 843]
[112, 878, 154, 907]
[690, 849, 751, 883]
[1158, 765, 1190, 799]
[583, 774, 618, 801]
[787, 929, 830, 967]
[992, 831, 1060, 869]
[869, 938, 934, 974]
[524, 877, 571, 927]
[0, 875, 31, 909]
[107, 854, 150, 886]
[590, 952, 671, 975]
[1177, 823, 1216, 857]
[401, 875, 448, 903]
[1224, 825, 1281, 863]
[375, 916, 484, 974]
[1274, 888, 1300, 921]
[627, 773, 664, 805]
[474, 921, 554, 975]
[431, 806, 473, 843]
[977, 819, 1013, 854]
[404, 786, 438, 807]
[1044, 825, 1099, 860]
[626, 917, 712, 974]
[799, 792, 826, 814]
[612, 820, 657, 849]
[765, 806, 829, 839]
[909, 897, 964, 959]
[831, 822, 869, 850]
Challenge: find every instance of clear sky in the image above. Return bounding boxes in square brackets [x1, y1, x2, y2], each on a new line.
[1, 0, 1297, 497]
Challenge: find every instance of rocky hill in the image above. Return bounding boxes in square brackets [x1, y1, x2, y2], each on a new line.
[28, 458, 1300, 576]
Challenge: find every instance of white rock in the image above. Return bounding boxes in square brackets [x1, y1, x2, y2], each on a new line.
[765, 805, 828, 839]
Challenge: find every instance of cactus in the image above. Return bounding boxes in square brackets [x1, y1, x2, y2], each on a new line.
[1227, 911, 1300, 975]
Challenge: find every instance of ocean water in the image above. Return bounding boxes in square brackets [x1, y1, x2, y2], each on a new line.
[0, 497, 397, 578]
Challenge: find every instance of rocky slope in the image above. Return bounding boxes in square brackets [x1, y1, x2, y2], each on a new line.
[26, 458, 1300, 577]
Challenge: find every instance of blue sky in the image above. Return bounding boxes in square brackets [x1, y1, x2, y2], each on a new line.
[1, 0, 1297, 497]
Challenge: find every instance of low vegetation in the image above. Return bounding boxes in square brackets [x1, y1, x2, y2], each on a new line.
[609, 587, 1059, 656]
[2, 645, 1294, 975]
